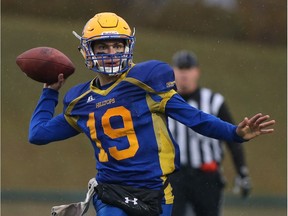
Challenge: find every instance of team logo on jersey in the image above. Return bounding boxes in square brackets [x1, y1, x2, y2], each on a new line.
[87, 95, 95, 103]
[96, 98, 115, 108]
[166, 81, 176, 88]
[124, 197, 138, 205]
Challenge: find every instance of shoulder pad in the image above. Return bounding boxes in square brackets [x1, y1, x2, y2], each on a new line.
[128, 60, 175, 92]
[63, 81, 91, 109]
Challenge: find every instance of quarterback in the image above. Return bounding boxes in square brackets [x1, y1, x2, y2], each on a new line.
[29, 12, 275, 216]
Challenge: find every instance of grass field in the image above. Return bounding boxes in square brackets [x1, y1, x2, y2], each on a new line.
[1, 201, 287, 216]
[1, 14, 287, 215]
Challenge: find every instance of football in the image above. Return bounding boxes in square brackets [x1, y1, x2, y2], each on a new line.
[16, 47, 75, 84]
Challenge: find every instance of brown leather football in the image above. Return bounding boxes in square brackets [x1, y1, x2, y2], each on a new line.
[16, 47, 75, 84]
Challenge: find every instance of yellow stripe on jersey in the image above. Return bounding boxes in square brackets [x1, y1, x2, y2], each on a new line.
[125, 77, 157, 93]
[64, 115, 82, 132]
[126, 77, 177, 203]
[146, 93, 176, 204]
[161, 176, 174, 204]
[158, 90, 177, 113]
[90, 71, 128, 96]
[164, 183, 174, 204]
[89, 65, 135, 96]
[64, 90, 92, 131]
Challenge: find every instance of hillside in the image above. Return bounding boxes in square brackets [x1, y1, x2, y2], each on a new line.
[2, 14, 286, 197]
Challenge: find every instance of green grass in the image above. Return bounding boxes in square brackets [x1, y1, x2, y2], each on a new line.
[1, 200, 287, 216]
[2, 14, 286, 200]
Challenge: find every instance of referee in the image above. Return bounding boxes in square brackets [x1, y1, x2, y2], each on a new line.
[169, 50, 252, 216]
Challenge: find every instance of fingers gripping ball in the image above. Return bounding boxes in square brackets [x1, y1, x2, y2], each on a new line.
[16, 47, 75, 84]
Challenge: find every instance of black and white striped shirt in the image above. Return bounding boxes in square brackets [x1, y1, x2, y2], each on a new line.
[169, 87, 245, 170]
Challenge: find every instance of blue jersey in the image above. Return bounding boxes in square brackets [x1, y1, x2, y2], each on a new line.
[29, 60, 244, 204]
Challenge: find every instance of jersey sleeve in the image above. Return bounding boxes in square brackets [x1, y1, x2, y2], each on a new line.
[166, 93, 246, 143]
[128, 60, 176, 93]
[29, 88, 79, 145]
[62, 81, 92, 132]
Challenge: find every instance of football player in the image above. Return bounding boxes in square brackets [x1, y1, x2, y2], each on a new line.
[29, 12, 275, 216]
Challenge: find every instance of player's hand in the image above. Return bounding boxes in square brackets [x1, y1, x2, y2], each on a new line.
[236, 113, 275, 140]
[44, 73, 65, 91]
[232, 175, 252, 198]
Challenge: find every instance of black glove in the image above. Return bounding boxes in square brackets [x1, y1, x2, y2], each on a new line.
[233, 175, 252, 198]
[233, 166, 252, 198]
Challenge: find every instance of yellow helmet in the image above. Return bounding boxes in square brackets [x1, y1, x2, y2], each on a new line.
[73, 12, 135, 75]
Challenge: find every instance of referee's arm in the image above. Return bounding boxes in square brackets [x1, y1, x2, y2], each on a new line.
[218, 102, 248, 177]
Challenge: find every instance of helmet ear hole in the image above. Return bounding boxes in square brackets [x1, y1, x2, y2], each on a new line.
[90, 41, 96, 52]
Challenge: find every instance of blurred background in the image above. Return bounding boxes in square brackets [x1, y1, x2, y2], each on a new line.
[1, 0, 286, 215]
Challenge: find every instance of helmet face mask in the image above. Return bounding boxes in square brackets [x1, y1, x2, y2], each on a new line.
[74, 12, 135, 75]
[83, 35, 135, 75]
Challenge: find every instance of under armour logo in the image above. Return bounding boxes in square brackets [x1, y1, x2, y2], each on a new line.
[124, 197, 138, 205]
[87, 95, 95, 103]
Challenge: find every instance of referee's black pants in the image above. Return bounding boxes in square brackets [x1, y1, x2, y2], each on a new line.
[170, 167, 225, 216]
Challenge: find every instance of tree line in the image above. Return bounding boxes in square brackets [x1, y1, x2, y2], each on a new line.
[3, 0, 286, 45]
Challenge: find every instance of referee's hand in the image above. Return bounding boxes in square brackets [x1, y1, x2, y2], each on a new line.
[236, 113, 275, 140]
